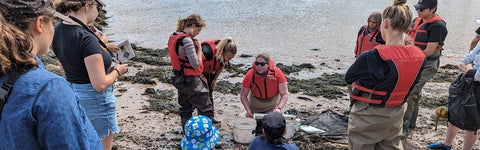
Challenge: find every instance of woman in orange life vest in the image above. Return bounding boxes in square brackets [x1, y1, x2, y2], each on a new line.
[167, 14, 213, 129]
[345, 0, 425, 149]
[240, 53, 289, 135]
[201, 38, 237, 124]
[354, 11, 385, 58]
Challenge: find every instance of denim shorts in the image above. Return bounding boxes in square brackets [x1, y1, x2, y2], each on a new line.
[71, 83, 119, 138]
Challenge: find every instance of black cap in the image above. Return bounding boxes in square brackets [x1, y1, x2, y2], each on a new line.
[262, 112, 286, 138]
[414, 0, 437, 10]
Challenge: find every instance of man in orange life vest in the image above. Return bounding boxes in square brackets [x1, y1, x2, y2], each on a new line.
[403, 0, 448, 137]
[239, 53, 289, 135]
[354, 11, 385, 58]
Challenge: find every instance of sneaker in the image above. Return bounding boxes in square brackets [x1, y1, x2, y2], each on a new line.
[427, 142, 451, 150]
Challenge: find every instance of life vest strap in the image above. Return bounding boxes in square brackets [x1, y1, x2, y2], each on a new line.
[350, 95, 383, 105]
[352, 82, 387, 96]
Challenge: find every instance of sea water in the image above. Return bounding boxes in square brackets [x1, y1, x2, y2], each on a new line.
[103, 0, 480, 78]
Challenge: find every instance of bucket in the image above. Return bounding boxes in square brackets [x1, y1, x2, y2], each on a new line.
[284, 120, 295, 139]
[233, 118, 256, 143]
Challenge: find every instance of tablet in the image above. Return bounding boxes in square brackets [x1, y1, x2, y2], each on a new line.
[115, 40, 135, 63]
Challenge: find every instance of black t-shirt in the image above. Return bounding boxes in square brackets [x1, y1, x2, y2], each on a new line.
[426, 20, 448, 44]
[52, 23, 112, 84]
[475, 26, 480, 35]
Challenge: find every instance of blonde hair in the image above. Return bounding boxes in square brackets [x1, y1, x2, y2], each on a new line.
[215, 38, 237, 64]
[382, 0, 412, 32]
[176, 14, 206, 32]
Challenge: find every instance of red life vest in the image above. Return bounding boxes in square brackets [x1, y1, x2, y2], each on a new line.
[408, 15, 445, 51]
[250, 60, 279, 99]
[351, 45, 425, 107]
[201, 39, 224, 74]
[355, 25, 381, 57]
[167, 32, 203, 76]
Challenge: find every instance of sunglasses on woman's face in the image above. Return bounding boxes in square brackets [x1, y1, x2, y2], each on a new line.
[255, 61, 267, 66]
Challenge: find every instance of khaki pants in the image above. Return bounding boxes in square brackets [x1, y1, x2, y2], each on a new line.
[248, 93, 280, 113]
[403, 50, 441, 134]
[348, 101, 407, 150]
[248, 93, 280, 135]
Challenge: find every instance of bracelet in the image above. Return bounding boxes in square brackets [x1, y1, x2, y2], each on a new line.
[276, 107, 282, 111]
[114, 69, 121, 76]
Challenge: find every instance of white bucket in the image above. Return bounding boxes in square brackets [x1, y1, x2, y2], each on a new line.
[233, 118, 256, 143]
[284, 120, 295, 139]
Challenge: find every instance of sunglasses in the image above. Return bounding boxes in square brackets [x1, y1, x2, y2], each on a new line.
[415, 7, 427, 12]
[254, 61, 267, 66]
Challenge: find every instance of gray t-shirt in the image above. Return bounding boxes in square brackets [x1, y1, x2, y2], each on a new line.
[178, 36, 200, 68]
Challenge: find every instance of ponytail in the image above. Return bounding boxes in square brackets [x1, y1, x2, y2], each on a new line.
[215, 38, 237, 64]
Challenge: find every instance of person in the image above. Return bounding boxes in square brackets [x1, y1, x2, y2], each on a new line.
[0, 0, 101, 149]
[248, 112, 299, 150]
[469, 26, 480, 51]
[168, 14, 213, 130]
[403, 0, 448, 137]
[52, 0, 129, 149]
[345, 0, 426, 149]
[354, 11, 385, 57]
[201, 38, 238, 124]
[240, 53, 289, 135]
[426, 43, 480, 150]
[181, 115, 221, 150]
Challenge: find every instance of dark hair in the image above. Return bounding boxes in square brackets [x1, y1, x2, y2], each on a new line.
[382, 0, 412, 32]
[0, 0, 56, 74]
[176, 14, 206, 32]
[55, 0, 96, 14]
[368, 11, 382, 26]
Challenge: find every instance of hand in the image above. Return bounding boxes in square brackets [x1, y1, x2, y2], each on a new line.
[210, 81, 217, 90]
[273, 108, 281, 113]
[107, 43, 120, 53]
[245, 111, 253, 118]
[96, 32, 108, 44]
[114, 63, 129, 76]
[458, 64, 472, 73]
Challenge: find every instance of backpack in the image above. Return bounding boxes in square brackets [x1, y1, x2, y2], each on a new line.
[447, 73, 480, 131]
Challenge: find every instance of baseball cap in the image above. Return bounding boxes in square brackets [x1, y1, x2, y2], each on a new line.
[414, 0, 437, 10]
[181, 115, 221, 150]
[262, 112, 286, 138]
[0, 0, 64, 20]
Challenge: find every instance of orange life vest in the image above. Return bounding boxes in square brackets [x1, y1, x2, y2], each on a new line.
[351, 45, 425, 107]
[250, 60, 279, 99]
[201, 39, 224, 74]
[408, 15, 445, 51]
[167, 32, 203, 76]
[355, 25, 381, 57]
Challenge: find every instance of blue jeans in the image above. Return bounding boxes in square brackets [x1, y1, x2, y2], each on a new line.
[71, 83, 119, 138]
